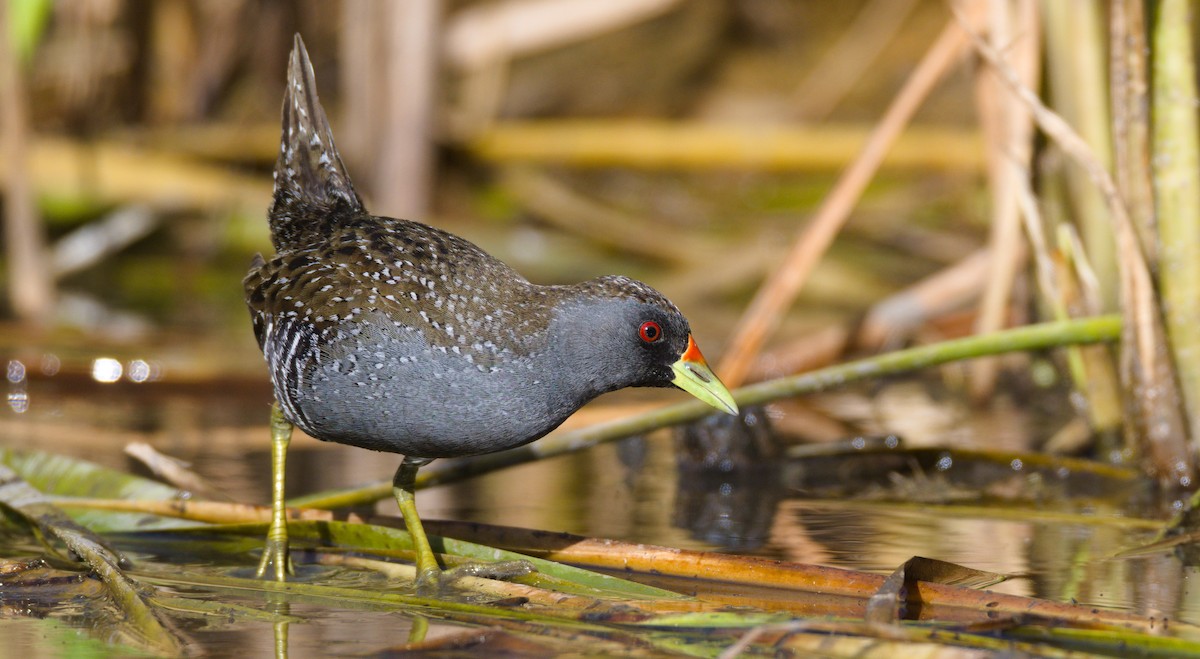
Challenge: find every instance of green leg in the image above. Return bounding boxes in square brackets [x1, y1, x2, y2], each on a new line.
[407, 615, 429, 644]
[257, 402, 294, 581]
[392, 456, 535, 591]
[273, 619, 289, 659]
[393, 457, 440, 589]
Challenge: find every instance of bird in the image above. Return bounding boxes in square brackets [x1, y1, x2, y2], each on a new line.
[244, 34, 738, 589]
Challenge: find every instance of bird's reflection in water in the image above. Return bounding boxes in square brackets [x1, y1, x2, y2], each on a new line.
[672, 406, 784, 551]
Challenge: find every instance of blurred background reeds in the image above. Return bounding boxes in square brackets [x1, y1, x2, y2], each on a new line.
[3, 0, 1199, 476]
[4, 1, 1200, 638]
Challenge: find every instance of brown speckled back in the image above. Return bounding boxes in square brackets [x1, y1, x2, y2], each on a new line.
[245, 36, 694, 459]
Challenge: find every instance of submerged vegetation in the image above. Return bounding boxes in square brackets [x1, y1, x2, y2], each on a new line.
[4, 440, 1199, 657]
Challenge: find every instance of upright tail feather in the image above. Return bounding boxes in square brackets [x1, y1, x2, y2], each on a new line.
[269, 34, 365, 251]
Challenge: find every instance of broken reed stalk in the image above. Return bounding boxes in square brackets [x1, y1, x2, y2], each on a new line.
[958, 8, 1193, 483]
[968, 0, 1039, 400]
[372, 0, 439, 220]
[1106, 0, 1157, 450]
[1151, 0, 1200, 458]
[1110, 0, 1156, 265]
[285, 315, 1122, 509]
[716, 7, 985, 389]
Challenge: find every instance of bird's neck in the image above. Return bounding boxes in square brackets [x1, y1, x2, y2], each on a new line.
[540, 292, 638, 402]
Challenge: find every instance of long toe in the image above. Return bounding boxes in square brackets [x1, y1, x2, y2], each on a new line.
[256, 533, 293, 581]
[410, 559, 536, 595]
[442, 559, 537, 583]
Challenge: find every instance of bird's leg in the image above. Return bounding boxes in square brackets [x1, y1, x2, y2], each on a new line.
[256, 402, 294, 581]
[393, 456, 536, 591]
[392, 456, 440, 589]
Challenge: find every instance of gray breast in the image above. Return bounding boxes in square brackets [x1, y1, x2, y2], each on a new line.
[286, 310, 575, 458]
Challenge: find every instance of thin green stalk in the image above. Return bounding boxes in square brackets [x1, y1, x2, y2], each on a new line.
[1011, 625, 1200, 657]
[1042, 0, 1117, 311]
[292, 316, 1122, 509]
[1153, 0, 1200, 448]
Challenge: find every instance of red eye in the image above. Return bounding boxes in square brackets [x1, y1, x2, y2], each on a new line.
[639, 321, 662, 343]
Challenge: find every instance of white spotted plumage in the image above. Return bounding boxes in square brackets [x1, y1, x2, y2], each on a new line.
[244, 35, 694, 459]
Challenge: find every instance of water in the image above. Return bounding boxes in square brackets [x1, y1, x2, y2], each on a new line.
[2, 349, 1199, 655]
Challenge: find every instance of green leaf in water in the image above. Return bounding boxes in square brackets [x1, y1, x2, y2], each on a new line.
[0, 447, 192, 532]
[0, 463, 183, 655]
[138, 520, 687, 602]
